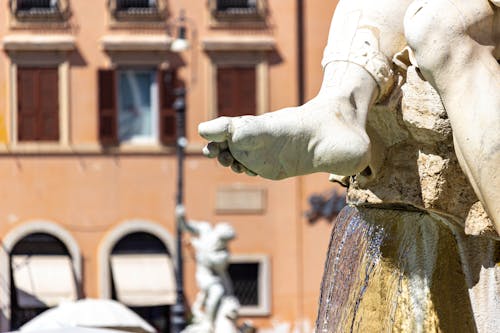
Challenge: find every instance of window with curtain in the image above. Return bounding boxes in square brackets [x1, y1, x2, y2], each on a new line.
[98, 68, 177, 146]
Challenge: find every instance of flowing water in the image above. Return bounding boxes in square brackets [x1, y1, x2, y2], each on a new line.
[315, 205, 477, 333]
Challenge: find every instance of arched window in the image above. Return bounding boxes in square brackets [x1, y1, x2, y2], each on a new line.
[10, 233, 78, 329]
[109, 232, 175, 332]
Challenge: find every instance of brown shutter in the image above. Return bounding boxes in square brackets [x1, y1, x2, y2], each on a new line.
[237, 67, 256, 116]
[217, 67, 256, 117]
[158, 69, 177, 145]
[98, 69, 118, 145]
[17, 68, 39, 141]
[38, 68, 60, 141]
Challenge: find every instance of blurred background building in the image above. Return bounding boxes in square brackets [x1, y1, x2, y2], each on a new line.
[0, 0, 343, 332]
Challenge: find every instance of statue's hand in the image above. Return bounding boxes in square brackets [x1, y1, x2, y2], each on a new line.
[199, 116, 261, 177]
[199, 111, 307, 180]
[199, 94, 373, 180]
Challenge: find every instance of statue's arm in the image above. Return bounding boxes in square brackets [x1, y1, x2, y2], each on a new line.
[320, 0, 415, 100]
[198, 0, 417, 180]
[176, 205, 200, 236]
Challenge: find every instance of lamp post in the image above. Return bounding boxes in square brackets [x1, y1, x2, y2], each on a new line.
[171, 87, 187, 333]
[169, 10, 191, 333]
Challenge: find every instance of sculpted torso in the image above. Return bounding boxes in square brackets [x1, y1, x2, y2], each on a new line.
[199, 0, 500, 235]
[181, 220, 238, 333]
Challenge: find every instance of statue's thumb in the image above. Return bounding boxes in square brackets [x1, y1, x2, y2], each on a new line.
[198, 117, 232, 142]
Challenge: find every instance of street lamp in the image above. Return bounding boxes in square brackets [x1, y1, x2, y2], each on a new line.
[171, 87, 187, 333]
[169, 9, 192, 333]
[170, 10, 190, 53]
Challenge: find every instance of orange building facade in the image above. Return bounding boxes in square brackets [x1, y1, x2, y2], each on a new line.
[0, 1, 341, 332]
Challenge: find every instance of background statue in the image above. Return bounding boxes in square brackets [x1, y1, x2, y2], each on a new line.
[180, 219, 241, 333]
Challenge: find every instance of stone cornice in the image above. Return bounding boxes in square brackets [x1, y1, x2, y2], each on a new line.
[2, 34, 75, 51]
[201, 36, 276, 51]
[101, 34, 173, 52]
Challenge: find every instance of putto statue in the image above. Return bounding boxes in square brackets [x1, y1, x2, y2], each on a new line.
[180, 218, 241, 333]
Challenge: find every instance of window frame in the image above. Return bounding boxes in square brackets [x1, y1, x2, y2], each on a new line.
[9, 53, 70, 148]
[228, 254, 271, 316]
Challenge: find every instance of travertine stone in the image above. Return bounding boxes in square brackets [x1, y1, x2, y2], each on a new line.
[401, 67, 451, 143]
[464, 202, 497, 238]
[348, 65, 493, 235]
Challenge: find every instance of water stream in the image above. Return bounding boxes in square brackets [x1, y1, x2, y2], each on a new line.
[316, 205, 477, 333]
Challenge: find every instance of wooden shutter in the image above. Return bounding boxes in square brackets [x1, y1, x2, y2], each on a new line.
[158, 69, 177, 145]
[17, 68, 39, 141]
[17, 67, 59, 142]
[38, 68, 59, 141]
[217, 67, 256, 117]
[98, 69, 118, 145]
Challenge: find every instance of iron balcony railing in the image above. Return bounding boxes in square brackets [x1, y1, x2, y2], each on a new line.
[216, 0, 258, 15]
[116, 0, 157, 13]
[17, 0, 57, 13]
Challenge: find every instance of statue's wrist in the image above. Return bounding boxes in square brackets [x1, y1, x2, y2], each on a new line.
[322, 29, 395, 102]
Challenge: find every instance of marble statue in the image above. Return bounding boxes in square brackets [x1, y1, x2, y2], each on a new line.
[199, 0, 500, 332]
[180, 218, 240, 333]
[199, 0, 499, 235]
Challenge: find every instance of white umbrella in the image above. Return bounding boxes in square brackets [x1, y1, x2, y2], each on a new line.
[10, 328, 124, 333]
[20, 299, 156, 333]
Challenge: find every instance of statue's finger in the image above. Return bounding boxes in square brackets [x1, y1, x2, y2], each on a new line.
[231, 162, 245, 173]
[217, 150, 234, 167]
[198, 117, 232, 142]
[202, 142, 226, 158]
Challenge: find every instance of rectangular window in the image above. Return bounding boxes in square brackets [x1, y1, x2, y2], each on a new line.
[98, 69, 176, 146]
[17, 67, 59, 142]
[228, 262, 259, 306]
[228, 255, 271, 316]
[217, 66, 256, 117]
